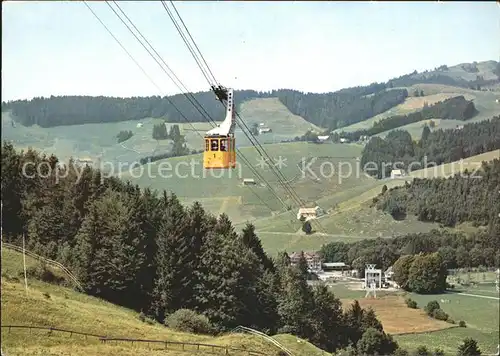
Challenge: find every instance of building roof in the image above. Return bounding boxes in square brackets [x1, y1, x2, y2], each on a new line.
[298, 206, 321, 214]
[391, 169, 403, 175]
[317, 135, 330, 140]
[323, 262, 346, 267]
[243, 178, 255, 182]
[289, 251, 320, 260]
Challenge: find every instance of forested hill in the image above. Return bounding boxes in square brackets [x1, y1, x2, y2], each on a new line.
[340, 95, 478, 142]
[2, 60, 498, 129]
[0, 90, 272, 128]
[373, 159, 500, 229]
[360, 116, 500, 179]
[274, 87, 408, 130]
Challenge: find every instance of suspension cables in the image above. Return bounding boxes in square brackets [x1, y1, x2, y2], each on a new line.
[163, 1, 327, 232]
[83, 1, 290, 218]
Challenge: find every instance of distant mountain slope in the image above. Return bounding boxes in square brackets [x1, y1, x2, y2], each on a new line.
[2, 60, 497, 130]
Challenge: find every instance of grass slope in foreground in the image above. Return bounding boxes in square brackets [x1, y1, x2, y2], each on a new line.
[0, 248, 325, 356]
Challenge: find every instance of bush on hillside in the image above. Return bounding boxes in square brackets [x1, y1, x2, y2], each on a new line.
[22, 262, 65, 285]
[405, 297, 418, 309]
[431, 308, 449, 321]
[165, 309, 214, 335]
[459, 320, 467, 328]
[424, 300, 440, 316]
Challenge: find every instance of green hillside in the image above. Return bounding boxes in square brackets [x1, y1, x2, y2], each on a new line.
[1, 248, 320, 356]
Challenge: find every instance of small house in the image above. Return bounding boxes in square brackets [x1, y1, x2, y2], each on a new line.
[259, 127, 272, 134]
[339, 137, 350, 144]
[242, 178, 257, 185]
[297, 206, 324, 221]
[322, 262, 348, 272]
[317, 135, 330, 142]
[136, 123, 143, 128]
[390, 169, 404, 179]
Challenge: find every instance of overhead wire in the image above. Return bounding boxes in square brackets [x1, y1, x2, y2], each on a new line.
[163, 1, 303, 205]
[164, 1, 327, 233]
[84, 1, 292, 223]
[105, 0, 288, 211]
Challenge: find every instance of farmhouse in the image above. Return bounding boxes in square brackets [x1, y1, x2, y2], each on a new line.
[297, 206, 324, 220]
[317, 135, 330, 142]
[390, 169, 405, 179]
[242, 178, 257, 185]
[76, 157, 93, 166]
[339, 137, 350, 143]
[290, 251, 322, 272]
[258, 127, 272, 134]
[322, 262, 348, 272]
[136, 122, 143, 128]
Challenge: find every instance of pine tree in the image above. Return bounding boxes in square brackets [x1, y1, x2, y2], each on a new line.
[309, 284, 345, 352]
[277, 261, 315, 339]
[457, 338, 481, 356]
[240, 223, 274, 272]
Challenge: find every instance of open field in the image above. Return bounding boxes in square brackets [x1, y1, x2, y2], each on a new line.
[337, 92, 468, 133]
[326, 279, 499, 354]
[396, 290, 499, 354]
[377, 84, 500, 139]
[336, 83, 500, 140]
[0, 248, 321, 356]
[123, 142, 365, 224]
[341, 296, 454, 335]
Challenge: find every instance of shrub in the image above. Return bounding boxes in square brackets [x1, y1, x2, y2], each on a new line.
[432, 308, 449, 321]
[424, 300, 440, 316]
[165, 309, 214, 335]
[138, 311, 155, 325]
[433, 348, 445, 356]
[22, 262, 65, 285]
[414, 345, 430, 355]
[405, 298, 418, 309]
[459, 320, 466, 328]
[447, 319, 455, 324]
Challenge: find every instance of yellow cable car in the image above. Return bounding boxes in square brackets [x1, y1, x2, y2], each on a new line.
[204, 88, 236, 169]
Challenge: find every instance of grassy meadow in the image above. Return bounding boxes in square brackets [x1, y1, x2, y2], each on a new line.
[1, 248, 325, 356]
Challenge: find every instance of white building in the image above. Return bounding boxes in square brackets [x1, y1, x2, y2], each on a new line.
[317, 135, 330, 142]
[390, 169, 405, 179]
[297, 206, 324, 221]
[242, 178, 257, 185]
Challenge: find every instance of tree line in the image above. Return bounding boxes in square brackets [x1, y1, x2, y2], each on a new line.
[360, 116, 500, 178]
[274, 88, 408, 130]
[1, 142, 409, 355]
[116, 130, 133, 143]
[140, 124, 194, 165]
[320, 227, 499, 284]
[1, 90, 272, 128]
[373, 159, 500, 228]
[340, 95, 477, 142]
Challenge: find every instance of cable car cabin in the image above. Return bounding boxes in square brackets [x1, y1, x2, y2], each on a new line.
[203, 134, 236, 169]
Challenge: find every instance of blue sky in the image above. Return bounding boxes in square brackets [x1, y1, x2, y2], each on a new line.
[2, 1, 499, 101]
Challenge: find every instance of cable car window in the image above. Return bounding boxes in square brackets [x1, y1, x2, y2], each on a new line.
[205, 139, 210, 151]
[211, 139, 219, 151]
[220, 139, 227, 152]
